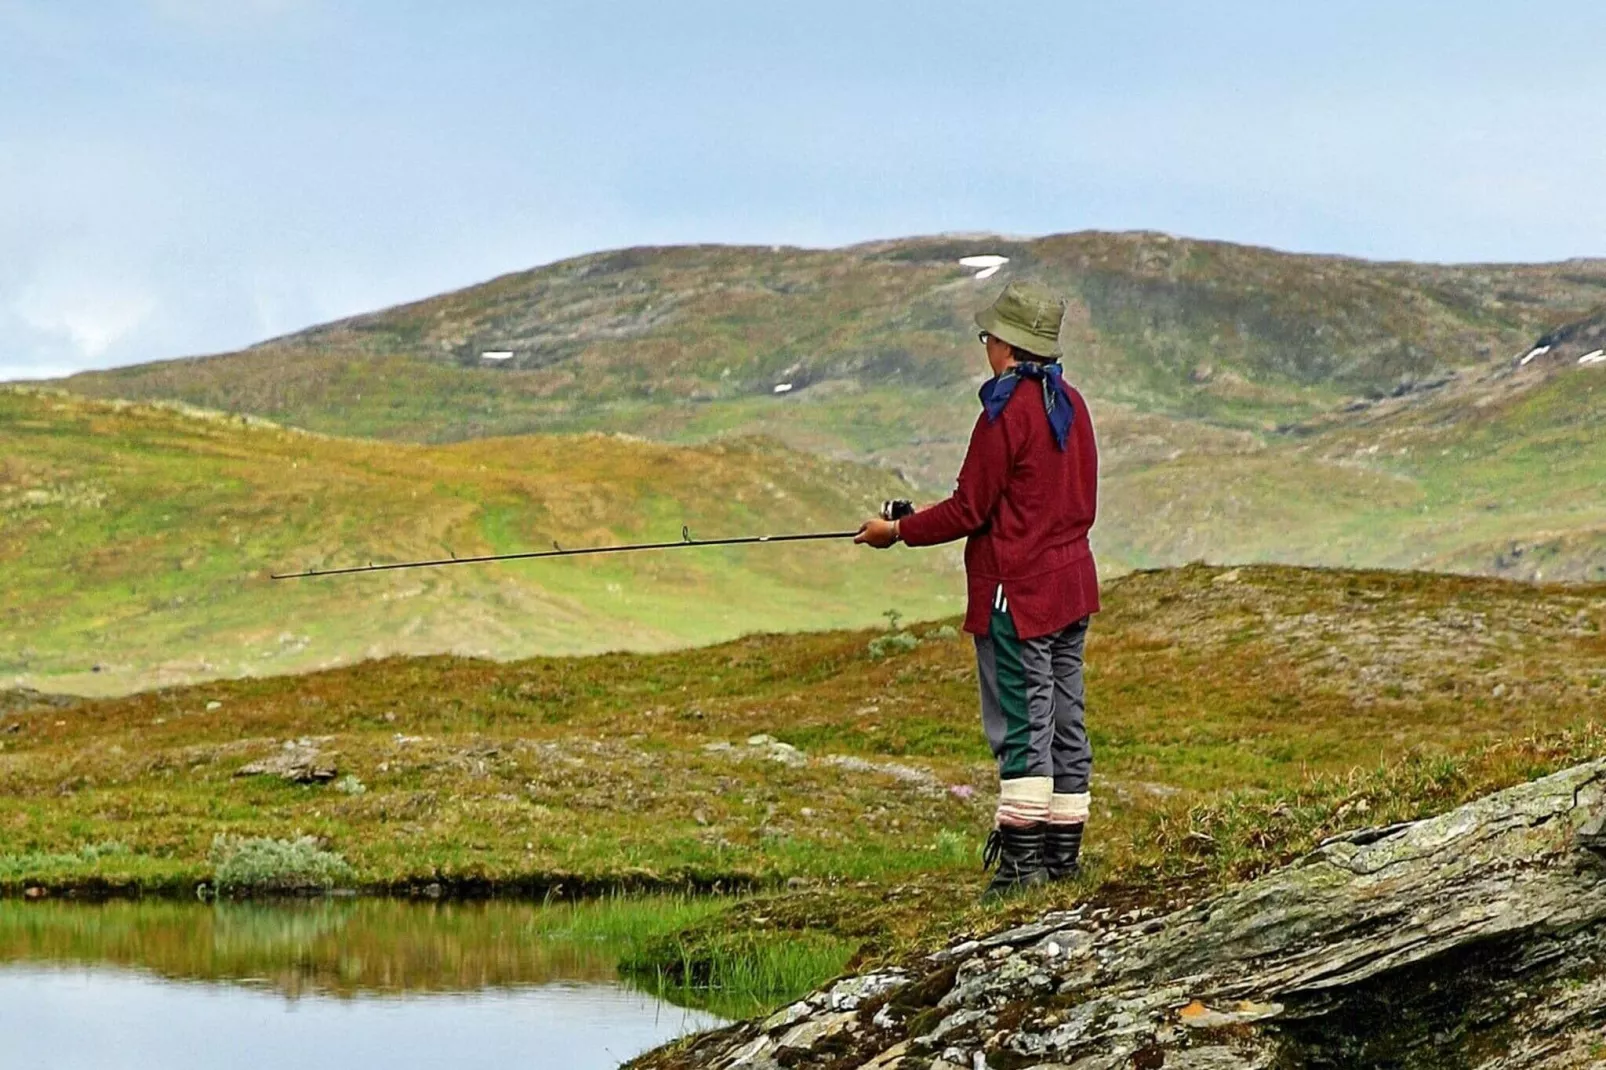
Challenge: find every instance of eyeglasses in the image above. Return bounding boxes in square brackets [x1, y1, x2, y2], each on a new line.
[977, 331, 992, 345]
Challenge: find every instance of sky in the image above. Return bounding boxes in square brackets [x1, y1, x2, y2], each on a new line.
[3, 1, 1605, 380]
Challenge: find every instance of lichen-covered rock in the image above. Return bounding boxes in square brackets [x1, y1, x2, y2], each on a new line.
[235, 738, 337, 783]
[633, 760, 1606, 1069]
[824, 971, 907, 1011]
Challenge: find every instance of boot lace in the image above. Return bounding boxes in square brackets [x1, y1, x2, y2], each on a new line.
[982, 827, 1003, 871]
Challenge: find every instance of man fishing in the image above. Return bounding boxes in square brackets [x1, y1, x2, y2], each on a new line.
[856, 280, 1100, 901]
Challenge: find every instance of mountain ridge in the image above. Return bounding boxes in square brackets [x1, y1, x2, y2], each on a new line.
[52, 231, 1606, 442]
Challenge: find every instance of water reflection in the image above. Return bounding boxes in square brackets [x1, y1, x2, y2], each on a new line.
[2, 898, 667, 996]
[0, 899, 724, 1069]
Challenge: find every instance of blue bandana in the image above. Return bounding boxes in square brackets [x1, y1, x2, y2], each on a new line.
[979, 361, 1076, 450]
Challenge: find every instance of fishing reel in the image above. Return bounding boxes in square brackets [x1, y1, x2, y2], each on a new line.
[880, 499, 914, 521]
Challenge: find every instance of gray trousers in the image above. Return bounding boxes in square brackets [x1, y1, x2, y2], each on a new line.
[973, 609, 1092, 792]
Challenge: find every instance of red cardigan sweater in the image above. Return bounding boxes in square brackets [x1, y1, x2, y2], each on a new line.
[899, 379, 1099, 639]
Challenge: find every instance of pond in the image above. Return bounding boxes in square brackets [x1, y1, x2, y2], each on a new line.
[0, 898, 726, 1070]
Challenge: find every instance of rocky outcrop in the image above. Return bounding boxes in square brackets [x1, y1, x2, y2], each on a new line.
[1521, 305, 1606, 368]
[0, 688, 77, 716]
[644, 761, 1606, 1070]
[234, 737, 337, 783]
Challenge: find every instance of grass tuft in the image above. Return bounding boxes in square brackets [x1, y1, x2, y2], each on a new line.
[0, 842, 129, 883]
[623, 927, 858, 1019]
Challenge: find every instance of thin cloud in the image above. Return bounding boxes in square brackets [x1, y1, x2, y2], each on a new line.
[13, 280, 156, 360]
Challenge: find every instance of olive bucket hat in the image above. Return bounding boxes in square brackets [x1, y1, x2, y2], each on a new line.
[974, 280, 1066, 359]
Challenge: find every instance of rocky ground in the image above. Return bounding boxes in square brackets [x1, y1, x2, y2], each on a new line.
[642, 761, 1606, 1069]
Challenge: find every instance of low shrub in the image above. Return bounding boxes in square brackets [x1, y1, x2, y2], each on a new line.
[209, 835, 355, 896]
[867, 632, 919, 659]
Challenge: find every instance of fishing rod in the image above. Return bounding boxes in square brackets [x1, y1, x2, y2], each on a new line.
[271, 521, 884, 580]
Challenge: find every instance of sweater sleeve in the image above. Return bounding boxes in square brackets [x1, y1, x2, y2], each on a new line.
[899, 412, 1010, 547]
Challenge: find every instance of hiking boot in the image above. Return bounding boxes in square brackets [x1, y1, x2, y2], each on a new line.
[1045, 822, 1084, 881]
[981, 823, 1049, 902]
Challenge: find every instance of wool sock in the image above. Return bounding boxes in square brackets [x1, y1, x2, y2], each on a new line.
[996, 776, 1053, 827]
[1048, 791, 1090, 825]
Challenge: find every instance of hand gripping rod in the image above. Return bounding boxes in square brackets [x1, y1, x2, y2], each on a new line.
[269, 525, 861, 580]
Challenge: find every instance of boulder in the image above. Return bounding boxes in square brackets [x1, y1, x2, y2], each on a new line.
[235, 739, 337, 783]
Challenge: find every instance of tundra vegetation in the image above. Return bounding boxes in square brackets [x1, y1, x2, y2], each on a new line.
[3, 564, 1602, 1014]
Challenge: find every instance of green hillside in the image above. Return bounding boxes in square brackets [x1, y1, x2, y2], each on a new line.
[1, 388, 956, 695]
[9, 331, 1605, 698]
[55, 232, 1606, 486]
[17, 233, 1606, 693]
[1099, 353, 1606, 580]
